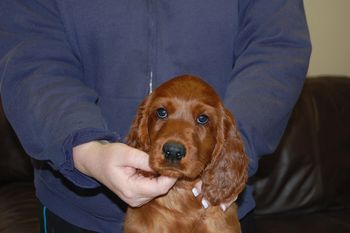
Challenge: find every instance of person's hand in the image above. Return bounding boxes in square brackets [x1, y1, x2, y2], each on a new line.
[73, 141, 177, 207]
[192, 180, 237, 212]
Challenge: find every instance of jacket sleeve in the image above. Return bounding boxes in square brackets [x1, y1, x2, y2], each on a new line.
[225, 0, 312, 176]
[0, 0, 118, 188]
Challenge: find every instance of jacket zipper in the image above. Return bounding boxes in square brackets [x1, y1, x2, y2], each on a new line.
[149, 71, 153, 94]
[148, 0, 156, 94]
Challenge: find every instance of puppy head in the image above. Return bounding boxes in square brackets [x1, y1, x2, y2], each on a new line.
[127, 75, 221, 178]
[127, 75, 248, 199]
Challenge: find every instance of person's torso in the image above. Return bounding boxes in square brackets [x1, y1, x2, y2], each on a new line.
[56, 0, 240, 137]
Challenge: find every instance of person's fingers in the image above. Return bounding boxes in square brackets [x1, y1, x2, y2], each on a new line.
[152, 175, 177, 194]
[191, 180, 202, 197]
[191, 179, 237, 211]
[191, 180, 210, 209]
[220, 196, 237, 212]
[122, 172, 176, 207]
[130, 172, 177, 196]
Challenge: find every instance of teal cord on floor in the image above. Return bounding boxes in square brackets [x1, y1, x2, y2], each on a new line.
[43, 206, 48, 233]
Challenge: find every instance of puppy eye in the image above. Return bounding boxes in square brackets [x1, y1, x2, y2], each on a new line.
[156, 107, 168, 119]
[196, 114, 209, 125]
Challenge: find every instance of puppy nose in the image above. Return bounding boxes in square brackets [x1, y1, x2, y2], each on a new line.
[162, 142, 186, 161]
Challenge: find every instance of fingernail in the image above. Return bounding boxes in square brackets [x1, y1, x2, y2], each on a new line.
[201, 199, 209, 209]
[192, 188, 199, 197]
[220, 203, 227, 212]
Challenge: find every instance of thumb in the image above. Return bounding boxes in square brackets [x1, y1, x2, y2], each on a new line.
[122, 147, 154, 173]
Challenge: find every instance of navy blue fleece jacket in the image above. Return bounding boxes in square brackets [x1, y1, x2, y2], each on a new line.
[0, 0, 311, 232]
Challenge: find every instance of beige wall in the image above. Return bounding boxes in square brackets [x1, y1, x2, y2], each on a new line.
[304, 0, 350, 76]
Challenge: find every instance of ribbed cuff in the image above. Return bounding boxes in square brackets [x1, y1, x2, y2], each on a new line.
[59, 128, 120, 188]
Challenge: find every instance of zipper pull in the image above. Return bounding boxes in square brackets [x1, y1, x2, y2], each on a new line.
[149, 71, 153, 94]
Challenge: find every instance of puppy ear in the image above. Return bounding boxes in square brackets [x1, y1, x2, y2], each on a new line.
[126, 97, 151, 152]
[202, 108, 249, 205]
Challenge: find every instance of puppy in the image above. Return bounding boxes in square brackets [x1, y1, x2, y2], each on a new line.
[124, 75, 248, 233]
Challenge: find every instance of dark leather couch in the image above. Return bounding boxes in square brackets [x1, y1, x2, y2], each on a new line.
[0, 99, 39, 231]
[1, 76, 349, 233]
[253, 76, 350, 233]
